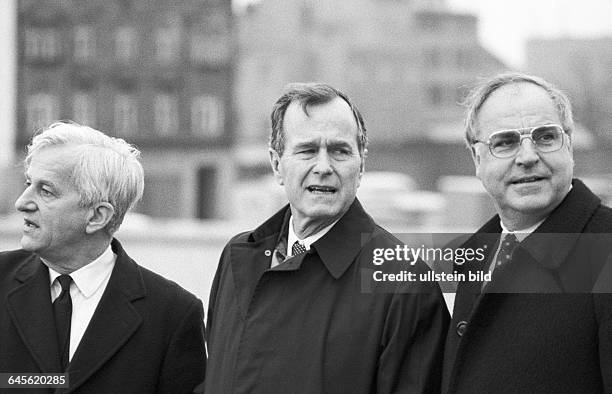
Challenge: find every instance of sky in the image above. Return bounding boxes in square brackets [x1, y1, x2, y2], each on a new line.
[447, 0, 612, 67]
[234, 0, 612, 69]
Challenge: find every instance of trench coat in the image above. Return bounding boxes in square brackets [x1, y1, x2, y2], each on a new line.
[443, 179, 612, 393]
[205, 199, 450, 393]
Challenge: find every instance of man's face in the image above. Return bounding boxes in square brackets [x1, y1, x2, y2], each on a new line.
[472, 82, 574, 225]
[15, 146, 91, 262]
[270, 97, 364, 230]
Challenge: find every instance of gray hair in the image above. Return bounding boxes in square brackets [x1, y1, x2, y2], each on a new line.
[270, 82, 368, 157]
[25, 121, 144, 235]
[463, 72, 575, 147]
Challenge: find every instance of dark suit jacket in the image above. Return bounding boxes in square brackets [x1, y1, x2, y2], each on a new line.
[0, 239, 206, 393]
[204, 199, 450, 393]
[443, 179, 612, 393]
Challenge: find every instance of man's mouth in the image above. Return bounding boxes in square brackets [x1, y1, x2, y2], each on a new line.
[307, 185, 337, 194]
[24, 218, 38, 229]
[510, 176, 546, 185]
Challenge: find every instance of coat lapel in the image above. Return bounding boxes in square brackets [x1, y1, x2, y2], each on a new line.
[61, 239, 144, 393]
[6, 255, 62, 373]
[313, 199, 375, 279]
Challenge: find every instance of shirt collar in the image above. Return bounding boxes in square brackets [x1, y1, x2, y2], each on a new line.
[499, 218, 544, 242]
[48, 244, 116, 298]
[287, 215, 339, 256]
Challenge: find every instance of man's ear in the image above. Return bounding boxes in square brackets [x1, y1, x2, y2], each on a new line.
[269, 149, 284, 186]
[360, 148, 367, 174]
[470, 145, 482, 179]
[357, 148, 367, 186]
[86, 202, 115, 234]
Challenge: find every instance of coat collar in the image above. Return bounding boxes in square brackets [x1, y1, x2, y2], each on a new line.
[524, 178, 601, 269]
[7, 254, 63, 373]
[247, 198, 375, 279]
[61, 238, 145, 393]
[6, 238, 146, 389]
[468, 179, 601, 270]
[311, 199, 375, 278]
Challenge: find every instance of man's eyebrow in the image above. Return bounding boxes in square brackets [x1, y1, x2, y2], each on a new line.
[293, 141, 319, 150]
[327, 140, 354, 150]
[23, 174, 58, 189]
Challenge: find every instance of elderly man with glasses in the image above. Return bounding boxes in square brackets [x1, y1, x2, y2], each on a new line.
[442, 73, 612, 393]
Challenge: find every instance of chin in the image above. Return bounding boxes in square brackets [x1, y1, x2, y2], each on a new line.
[508, 195, 556, 214]
[19, 236, 42, 253]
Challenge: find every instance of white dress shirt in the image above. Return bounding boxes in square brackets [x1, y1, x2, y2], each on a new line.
[48, 245, 116, 361]
[287, 215, 339, 257]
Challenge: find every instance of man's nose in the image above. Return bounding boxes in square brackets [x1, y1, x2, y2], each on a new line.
[514, 137, 540, 166]
[15, 187, 36, 212]
[312, 150, 333, 175]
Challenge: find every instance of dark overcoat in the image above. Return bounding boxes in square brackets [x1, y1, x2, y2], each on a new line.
[0, 239, 206, 393]
[204, 199, 450, 393]
[443, 179, 612, 393]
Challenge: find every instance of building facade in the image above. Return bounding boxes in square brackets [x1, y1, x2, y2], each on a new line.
[17, 0, 234, 219]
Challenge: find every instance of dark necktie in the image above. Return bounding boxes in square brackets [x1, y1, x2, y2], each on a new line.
[292, 241, 307, 256]
[494, 233, 519, 268]
[53, 275, 72, 371]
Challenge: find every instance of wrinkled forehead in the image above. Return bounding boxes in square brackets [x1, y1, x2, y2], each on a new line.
[284, 98, 359, 140]
[26, 145, 80, 174]
[476, 82, 560, 137]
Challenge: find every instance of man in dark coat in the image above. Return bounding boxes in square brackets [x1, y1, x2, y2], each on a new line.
[442, 72, 612, 393]
[203, 83, 450, 393]
[0, 122, 206, 393]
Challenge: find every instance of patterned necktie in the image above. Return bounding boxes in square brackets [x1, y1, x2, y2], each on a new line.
[494, 233, 519, 268]
[53, 275, 72, 371]
[291, 241, 307, 256]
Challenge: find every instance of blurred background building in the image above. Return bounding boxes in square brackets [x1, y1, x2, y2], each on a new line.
[234, 0, 505, 185]
[15, 0, 234, 220]
[1, 0, 611, 303]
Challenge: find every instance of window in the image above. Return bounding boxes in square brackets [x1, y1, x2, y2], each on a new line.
[115, 26, 137, 63]
[154, 94, 178, 135]
[191, 96, 224, 137]
[72, 92, 96, 126]
[26, 94, 58, 132]
[155, 27, 180, 64]
[74, 26, 95, 62]
[25, 28, 59, 60]
[114, 94, 138, 135]
[190, 35, 230, 66]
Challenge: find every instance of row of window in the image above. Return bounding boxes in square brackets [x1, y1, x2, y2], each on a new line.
[427, 83, 469, 107]
[26, 93, 224, 137]
[347, 48, 480, 85]
[24, 26, 230, 66]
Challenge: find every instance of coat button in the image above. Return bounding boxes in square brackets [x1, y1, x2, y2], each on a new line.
[264, 250, 272, 257]
[456, 321, 468, 337]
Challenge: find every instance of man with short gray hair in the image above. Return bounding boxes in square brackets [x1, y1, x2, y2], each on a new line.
[443, 73, 612, 392]
[203, 83, 449, 393]
[0, 122, 206, 393]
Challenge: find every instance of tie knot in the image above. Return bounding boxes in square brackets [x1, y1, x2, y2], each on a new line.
[292, 241, 307, 256]
[502, 233, 519, 248]
[495, 233, 520, 267]
[57, 275, 72, 292]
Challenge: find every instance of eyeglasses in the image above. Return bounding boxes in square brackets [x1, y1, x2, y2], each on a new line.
[472, 124, 567, 159]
